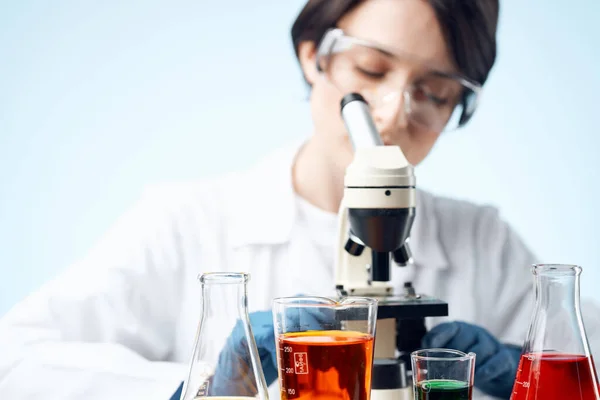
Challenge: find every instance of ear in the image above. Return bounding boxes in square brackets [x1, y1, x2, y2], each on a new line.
[297, 41, 318, 85]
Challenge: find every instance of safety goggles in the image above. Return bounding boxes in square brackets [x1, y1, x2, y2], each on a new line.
[316, 28, 483, 133]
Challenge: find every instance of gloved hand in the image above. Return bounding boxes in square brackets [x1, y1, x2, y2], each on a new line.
[422, 321, 522, 399]
[211, 308, 336, 395]
[169, 382, 183, 400]
[209, 311, 278, 396]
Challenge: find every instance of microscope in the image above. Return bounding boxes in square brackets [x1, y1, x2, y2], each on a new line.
[336, 93, 448, 399]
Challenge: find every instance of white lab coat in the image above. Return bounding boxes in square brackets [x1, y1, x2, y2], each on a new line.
[1, 142, 599, 400]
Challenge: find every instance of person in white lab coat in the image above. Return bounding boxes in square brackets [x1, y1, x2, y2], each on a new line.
[1, 1, 600, 399]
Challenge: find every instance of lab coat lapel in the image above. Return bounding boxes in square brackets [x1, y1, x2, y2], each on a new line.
[227, 143, 300, 249]
[224, 142, 303, 309]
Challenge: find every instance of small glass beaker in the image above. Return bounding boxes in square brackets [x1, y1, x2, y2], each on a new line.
[411, 349, 476, 399]
[180, 272, 269, 400]
[273, 296, 378, 400]
[510, 264, 600, 399]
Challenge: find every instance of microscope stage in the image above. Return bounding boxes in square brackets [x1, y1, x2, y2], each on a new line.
[375, 295, 448, 319]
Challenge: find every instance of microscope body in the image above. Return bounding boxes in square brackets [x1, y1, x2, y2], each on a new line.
[335, 145, 417, 293]
[336, 94, 448, 398]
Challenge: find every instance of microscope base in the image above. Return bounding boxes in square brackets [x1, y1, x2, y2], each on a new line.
[372, 387, 412, 400]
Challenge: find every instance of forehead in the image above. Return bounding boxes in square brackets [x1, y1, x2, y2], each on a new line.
[337, 0, 456, 73]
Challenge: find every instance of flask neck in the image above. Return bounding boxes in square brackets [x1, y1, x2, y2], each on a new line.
[535, 271, 580, 314]
[200, 272, 249, 318]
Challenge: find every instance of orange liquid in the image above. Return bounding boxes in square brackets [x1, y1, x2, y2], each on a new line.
[276, 330, 374, 400]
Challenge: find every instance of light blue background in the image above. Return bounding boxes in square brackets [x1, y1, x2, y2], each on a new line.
[1, 0, 599, 316]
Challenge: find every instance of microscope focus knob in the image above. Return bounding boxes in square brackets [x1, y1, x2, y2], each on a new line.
[392, 241, 413, 266]
[344, 237, 365, 256]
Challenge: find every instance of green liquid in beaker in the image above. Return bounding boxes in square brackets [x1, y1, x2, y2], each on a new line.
[415, 379, 472, 400]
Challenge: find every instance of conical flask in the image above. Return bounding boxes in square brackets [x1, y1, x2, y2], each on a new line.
[511, 264, 600, 399]
[180, 272, 269, 400]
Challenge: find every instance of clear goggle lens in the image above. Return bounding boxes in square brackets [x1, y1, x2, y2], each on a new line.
[317, 29, 481, 132]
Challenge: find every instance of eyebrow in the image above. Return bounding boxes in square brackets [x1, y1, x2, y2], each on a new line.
[369, 45, 396, 59]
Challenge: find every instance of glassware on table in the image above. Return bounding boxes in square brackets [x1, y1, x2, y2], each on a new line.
[510, 264, 600, 400]
[411, 348, 475, 400]
[273, 296, 378, 400]
[180, 272, 269, 400]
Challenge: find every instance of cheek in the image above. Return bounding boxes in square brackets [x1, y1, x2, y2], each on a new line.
[405, 129, 441, 165]
[310, 77, 349, 141]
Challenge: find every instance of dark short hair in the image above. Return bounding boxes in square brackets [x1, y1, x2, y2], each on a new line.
[291, 0, 499, 85]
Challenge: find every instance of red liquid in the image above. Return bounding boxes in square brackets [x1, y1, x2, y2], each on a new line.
[277, 330, 374, 400]
[511, 353, 600, 399]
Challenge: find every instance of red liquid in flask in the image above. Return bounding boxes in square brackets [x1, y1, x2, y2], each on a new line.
[511, 353, 600, 399]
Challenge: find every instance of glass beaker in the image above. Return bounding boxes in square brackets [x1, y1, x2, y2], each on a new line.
[273, 296, 378, 400]
[511, 264, 600, 399]
[411, 349, 475, 400]
[180, 272, 269, 400]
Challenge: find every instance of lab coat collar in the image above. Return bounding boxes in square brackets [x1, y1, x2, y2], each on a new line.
[227, 141, 449, 270]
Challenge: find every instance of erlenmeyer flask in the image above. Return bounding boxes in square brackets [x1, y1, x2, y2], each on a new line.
[180, 272, 269, 400]
[511, 264, 600, 399]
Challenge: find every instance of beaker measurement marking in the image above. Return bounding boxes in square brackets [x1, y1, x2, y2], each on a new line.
[195, 381, 209, 397]
[287, 388, 296, 395]
[515, 380, 530, 388]
[293, 352, 309, 374]
[283, 346, 293, 353]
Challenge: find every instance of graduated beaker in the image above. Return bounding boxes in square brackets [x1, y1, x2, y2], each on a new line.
[511, 264, 600, 399]
[411, 349, 475, 400]
[273, 296, 377, 400]
[180, 272, 269, 400]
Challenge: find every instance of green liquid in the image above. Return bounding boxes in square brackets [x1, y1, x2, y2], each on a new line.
[415, 379, 471, 400]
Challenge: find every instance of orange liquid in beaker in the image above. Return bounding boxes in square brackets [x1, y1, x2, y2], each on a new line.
[277, 330, 374, 400]
[511, 353, 600, 399]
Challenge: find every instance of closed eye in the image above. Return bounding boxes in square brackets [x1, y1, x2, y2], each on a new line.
[412, 85, 450, 107]
[354, 66, 386, 79]
[425, 92, 448, 106]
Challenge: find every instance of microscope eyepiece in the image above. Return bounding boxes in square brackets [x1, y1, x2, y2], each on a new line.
[340, 93, 368, 109]
[340, 92, 383, 149]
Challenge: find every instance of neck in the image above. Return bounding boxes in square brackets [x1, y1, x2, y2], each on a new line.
[292, 136, 346, 214]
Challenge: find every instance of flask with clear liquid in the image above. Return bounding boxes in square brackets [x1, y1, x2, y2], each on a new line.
[511, 264, 600, 399]
[180, 272, 269, 400]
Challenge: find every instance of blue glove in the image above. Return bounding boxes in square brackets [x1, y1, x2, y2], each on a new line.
[169, 381, 183, 400]
[247, 310, 280, 385]
[210, 311, 279, 395]
[422, 321, 521, 399]
[211, 308, 336, 394]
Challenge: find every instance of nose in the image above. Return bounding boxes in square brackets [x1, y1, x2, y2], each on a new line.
[371, 90, 410, 135]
